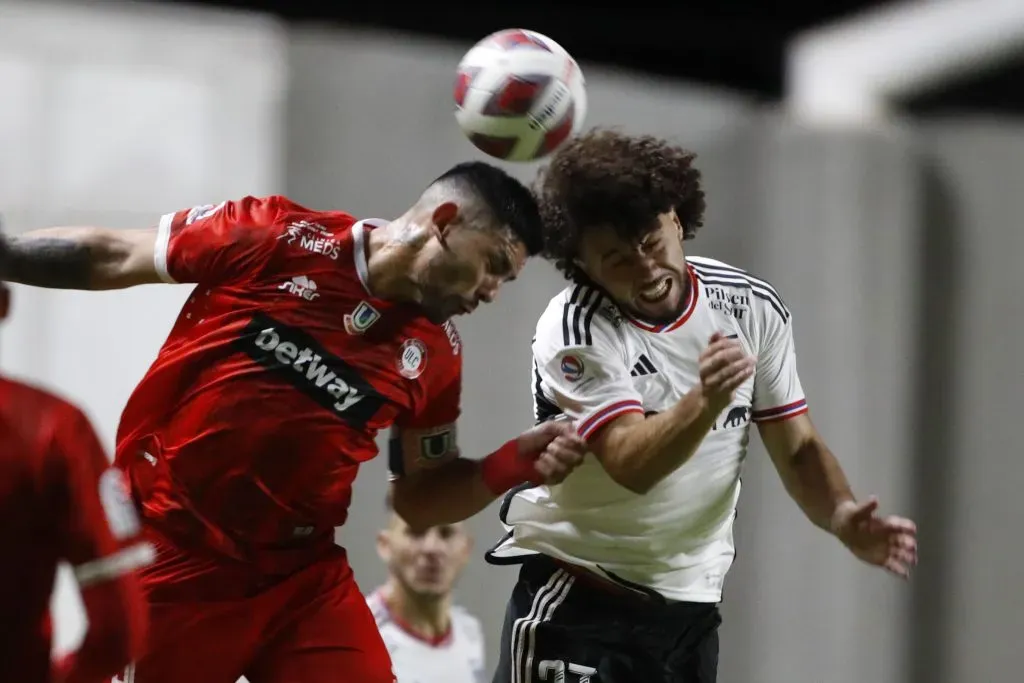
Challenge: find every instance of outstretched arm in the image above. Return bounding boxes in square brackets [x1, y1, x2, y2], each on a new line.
[1, 196, 287, 291]
[0, 226, 160, 290]
[759, 414, 854, 532]
[759, 415, 917, 577]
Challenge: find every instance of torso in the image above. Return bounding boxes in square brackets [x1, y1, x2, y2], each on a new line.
[116, 208, 461, 563]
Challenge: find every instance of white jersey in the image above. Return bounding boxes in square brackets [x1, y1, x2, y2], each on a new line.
[366, 588, 486, 683]
[488, 256, 807, 602]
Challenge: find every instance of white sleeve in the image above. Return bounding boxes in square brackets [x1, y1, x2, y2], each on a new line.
[533, 288, 645, 441]
[751, 299, 808, 423]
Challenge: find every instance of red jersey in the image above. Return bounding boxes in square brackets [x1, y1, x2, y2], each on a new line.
[115, 195, 462, 570]
[0, 377, 148, 682]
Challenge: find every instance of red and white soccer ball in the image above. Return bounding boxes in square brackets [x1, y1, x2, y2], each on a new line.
[453, 28, 587, 162]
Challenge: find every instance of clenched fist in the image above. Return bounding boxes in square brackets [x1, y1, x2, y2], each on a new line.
[517, 419, 588, 486]
[699, 331, 756, 414]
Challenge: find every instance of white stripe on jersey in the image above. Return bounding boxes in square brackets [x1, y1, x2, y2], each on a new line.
[496, 255, 808, 602]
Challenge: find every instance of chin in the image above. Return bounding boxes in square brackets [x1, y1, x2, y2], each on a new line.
[634, 291, 683, 323]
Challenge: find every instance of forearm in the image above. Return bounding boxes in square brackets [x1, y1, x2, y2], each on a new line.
[774, 436, 855, 532]
[0, 227, 131, 290]
[597, 389, 718, 494]
[391, 458, 498, 529]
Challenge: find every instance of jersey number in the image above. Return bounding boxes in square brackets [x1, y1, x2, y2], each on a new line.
[538, 659, 598, 683]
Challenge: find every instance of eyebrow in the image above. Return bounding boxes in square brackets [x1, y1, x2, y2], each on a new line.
[492, 248, 517, 280]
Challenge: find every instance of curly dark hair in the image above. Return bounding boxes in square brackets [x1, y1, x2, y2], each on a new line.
[433, 161, 544, 256]
[534, 128, 706, 279]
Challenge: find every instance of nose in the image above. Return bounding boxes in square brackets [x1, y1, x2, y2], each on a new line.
[633, 253, 660, 281]
[420, 530, 446, 554]
[476, 278, 500, 304]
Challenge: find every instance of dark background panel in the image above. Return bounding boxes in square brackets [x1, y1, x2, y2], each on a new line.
[139, 0, 1024, 115]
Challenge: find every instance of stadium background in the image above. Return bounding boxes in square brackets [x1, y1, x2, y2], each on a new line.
[0, 0, 1020, 681]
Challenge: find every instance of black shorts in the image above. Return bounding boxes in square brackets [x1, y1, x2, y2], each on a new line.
[492, 555, 721, 683]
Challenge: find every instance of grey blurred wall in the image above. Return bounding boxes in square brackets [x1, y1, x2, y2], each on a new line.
[1, 3, 1021, 683]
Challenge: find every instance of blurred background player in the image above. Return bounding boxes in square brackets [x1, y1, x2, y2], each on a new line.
[0, 279, 152, 683]
[487, 129, 919, 683]
[0, 161, 586, 683]
[367, 495, 485, 683]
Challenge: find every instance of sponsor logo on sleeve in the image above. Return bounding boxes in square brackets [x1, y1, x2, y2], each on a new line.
[560, 354, 584, 382]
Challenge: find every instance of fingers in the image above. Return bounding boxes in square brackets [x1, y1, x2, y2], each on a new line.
[699, 339, 746, 377]
[520, 419, 579, 454]
[703, 357, 756, 392]
[699, 334, 755, 394]
[882, 515, 917, 535]
[883, 556, 913, 579]
[533, 433, 587, 484]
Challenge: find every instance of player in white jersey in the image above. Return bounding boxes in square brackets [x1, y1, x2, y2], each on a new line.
[487, 129, 919, 683]
[368, 498, 486, 683]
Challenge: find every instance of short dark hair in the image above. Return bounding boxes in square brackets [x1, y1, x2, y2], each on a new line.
[434, 161, 544, 256]
[534, 128, 706, 279]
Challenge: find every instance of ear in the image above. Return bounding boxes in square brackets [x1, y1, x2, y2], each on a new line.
[375, 529, 390, 563]
[430, 201, 460, 242]
[669, 210, 684, 240]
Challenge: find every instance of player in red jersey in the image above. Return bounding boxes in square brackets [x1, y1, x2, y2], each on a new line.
[0, 281, 152, 683]
[0, 161, 587, 683]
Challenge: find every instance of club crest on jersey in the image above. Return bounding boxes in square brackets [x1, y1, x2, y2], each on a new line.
[344, 301, 381, 335]
[560, 354, 584, 382]
[397, 338, 428, 379]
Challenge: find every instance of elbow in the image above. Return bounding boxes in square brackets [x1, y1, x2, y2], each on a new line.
[390, 481, 437, 531]
[601, 458, 658, 495]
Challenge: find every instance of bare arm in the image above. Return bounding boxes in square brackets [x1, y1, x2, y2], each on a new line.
[0, 226, 160, 290]
[389, 421, 585, 530]
[589, 390, 717, 495]
[758, 413, 855, 532]
[589, 333, 756, 495]
[390, 458, 500, 529]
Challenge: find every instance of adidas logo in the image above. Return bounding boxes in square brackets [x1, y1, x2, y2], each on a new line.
[630, 354, 659, 377]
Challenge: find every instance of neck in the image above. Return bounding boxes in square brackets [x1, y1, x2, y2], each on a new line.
[361, 217, 426, 304]
[382, 580, 451, 642]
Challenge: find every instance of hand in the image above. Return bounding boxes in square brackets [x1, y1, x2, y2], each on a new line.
[699, 331, 756, 413]
[831, 497, 918, 578]
[517, 419, 587, 485]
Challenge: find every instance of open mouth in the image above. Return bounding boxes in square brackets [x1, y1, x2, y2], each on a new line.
[638, 277, 671, 304]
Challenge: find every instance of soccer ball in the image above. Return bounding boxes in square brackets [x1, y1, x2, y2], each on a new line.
[453, 29, 587, 162]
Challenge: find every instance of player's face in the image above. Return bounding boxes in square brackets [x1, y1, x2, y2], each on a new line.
[418, 224, 527, 324]
[378, 517, 472, 598]
[576, 211, 688, 323]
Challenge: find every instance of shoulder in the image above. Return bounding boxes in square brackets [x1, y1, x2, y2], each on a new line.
[452, 604, 485, 643]
[688, 255, 791, 323]
[364, 588, 390, 627]
[534, 281, 621, 352]
[404, 319, 463, 381]
[0, 375, 83, 425]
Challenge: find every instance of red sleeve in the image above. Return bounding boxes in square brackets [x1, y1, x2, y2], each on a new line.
[153, 195, 286, 286]
[50, 405, 150, 683]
